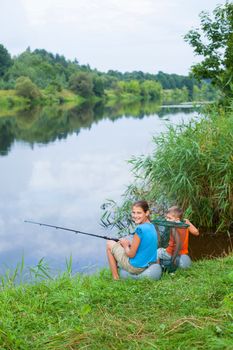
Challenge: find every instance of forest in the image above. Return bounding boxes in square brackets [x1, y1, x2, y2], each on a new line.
[0, 44, 217, 108]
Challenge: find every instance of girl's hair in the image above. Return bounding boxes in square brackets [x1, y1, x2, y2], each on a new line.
[167, 206, 183, 219]
[132, 200, 150, 213]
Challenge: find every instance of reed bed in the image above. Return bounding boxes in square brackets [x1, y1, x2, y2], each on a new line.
[124, 105, 233, 232]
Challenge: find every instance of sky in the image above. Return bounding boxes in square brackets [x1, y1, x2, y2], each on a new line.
[1, 0, 226, 75]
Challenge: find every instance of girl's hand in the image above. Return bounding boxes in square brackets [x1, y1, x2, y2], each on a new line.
[121, 234, 140, 258]
[119, 238, 131, 248]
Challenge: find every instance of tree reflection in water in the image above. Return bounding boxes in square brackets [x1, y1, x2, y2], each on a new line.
[0, 101, 196, 156]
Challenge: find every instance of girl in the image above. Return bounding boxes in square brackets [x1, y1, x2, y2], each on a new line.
[106, 200, 158, 280]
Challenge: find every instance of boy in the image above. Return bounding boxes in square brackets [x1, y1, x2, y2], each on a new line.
[157, 206, 199, 265]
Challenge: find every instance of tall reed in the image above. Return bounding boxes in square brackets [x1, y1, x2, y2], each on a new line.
[102, 105, 233, 233]
[130, 106, 233, 231]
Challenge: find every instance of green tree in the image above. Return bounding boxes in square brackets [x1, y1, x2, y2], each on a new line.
[125, 80, 141, 95]
[184, 2, 233, 98]
[116, 81, 127, 94]
[15, 76, 41, 100]
[69, 72, 94, 98]
[141, 80, 162, 101]
[0, 44, 12, 77]
[93, 75, 105, 97]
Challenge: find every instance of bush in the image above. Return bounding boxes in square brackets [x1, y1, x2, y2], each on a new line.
[69, 72, 94, 98]
[15, 76, 41, 100]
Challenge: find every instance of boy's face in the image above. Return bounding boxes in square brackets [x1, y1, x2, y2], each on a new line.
[166, 213, 180, 222]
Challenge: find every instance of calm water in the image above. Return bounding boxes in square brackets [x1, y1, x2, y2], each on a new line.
[0, 102, 199, 275]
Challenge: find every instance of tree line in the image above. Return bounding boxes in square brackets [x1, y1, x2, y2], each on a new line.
[0, 44, 217, 104]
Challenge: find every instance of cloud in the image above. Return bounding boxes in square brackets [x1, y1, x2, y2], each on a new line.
[2, 0, 224, 73]
[22, 0, 156, 26]
[28, 153, 131, 194]
[17, 149, 132, 231]
[0, 0, 30, 53]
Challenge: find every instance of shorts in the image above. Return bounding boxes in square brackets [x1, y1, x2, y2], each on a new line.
[111, 242, 145, 275]
[157, 248, 172, 261]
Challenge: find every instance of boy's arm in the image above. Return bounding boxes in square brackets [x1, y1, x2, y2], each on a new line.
[185, 219, 199, 236]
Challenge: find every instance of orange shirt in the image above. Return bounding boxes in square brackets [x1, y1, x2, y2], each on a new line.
[166, 227, 189, 256]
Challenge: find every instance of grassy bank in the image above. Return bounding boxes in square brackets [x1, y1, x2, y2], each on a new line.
[105, 90, 143, 106]
[0, 89, 86, 113]
[0, 90, 29, 114]
[0, 255, 232, 349]
[57, 89, 85, 104]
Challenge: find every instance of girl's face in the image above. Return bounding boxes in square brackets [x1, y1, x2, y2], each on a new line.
[131, 205, 149, 224]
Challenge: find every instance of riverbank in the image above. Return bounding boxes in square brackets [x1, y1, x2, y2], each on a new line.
[0, 89, 85, 115]
[0, 86, 213, 115]
[0, 90, 28, 114]
[0, 254, 232, 349]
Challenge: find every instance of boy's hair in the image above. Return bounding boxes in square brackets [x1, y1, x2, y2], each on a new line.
[133, 200, 149, 213]
[167, 206, 183, 220]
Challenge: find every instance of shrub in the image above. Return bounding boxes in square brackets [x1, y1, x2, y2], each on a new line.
[69, 72, 93, 98]
[15, 76, 41, 100]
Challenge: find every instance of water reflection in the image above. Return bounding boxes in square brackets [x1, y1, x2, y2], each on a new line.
[0, 101, 196, 155]
[0, 101, 198, 275]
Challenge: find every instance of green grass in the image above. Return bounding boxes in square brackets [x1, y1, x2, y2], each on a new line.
[0, 255, 232, 349]
[57, 89, 85, 104]
[0, 89, 90, 114]
[0, 90, 29, 114]
[105, 89, 142, 104]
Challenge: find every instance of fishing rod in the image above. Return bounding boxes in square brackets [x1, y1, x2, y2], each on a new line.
[24, 220, 119, 242]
